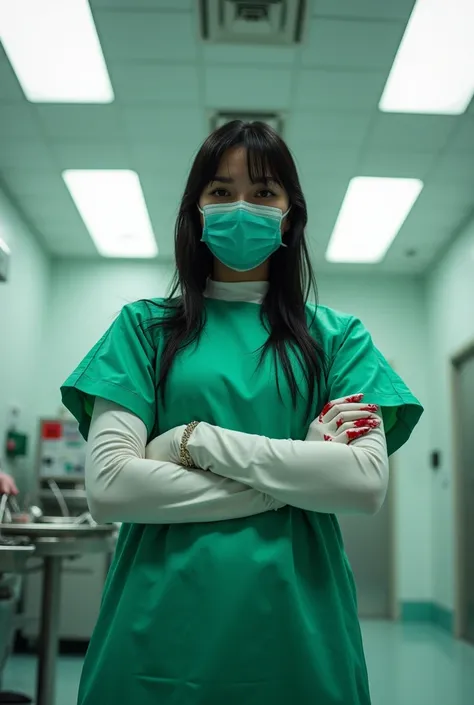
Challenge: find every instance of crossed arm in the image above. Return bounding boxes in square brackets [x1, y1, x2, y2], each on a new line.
[85, 398, 389, 525]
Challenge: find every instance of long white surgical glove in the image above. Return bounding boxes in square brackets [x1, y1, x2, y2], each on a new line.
[182, 410, 389, 515]
[85, 398, 284, 525]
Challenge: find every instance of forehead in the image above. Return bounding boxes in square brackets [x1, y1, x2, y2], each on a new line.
[215, 146, 274, 181]
[216, 146, 250, 176]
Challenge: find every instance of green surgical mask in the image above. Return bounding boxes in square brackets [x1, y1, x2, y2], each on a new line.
[199, 201, 290, 272]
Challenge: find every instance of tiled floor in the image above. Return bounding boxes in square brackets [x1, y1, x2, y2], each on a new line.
[3, 622, 474, 704]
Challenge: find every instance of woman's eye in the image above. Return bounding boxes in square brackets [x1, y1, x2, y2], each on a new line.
[210, 188, 230, 197]
[256, 189, 276, 198]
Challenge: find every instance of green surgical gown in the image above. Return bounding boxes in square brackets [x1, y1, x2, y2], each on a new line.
[61, 297, 423, 705]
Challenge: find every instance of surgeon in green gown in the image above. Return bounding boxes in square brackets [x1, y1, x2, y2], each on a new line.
[61, 120, 423, 705]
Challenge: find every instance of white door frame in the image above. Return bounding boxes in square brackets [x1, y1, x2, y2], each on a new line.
[450, 339, 474, 640]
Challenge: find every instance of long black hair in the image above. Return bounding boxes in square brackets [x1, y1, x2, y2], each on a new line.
[145, 120, 327, 421]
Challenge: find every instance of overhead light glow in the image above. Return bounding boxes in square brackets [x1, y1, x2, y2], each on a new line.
[0, 0, 113, 103]
[325, 177, 423, 264]
[379, 0, 474, 114]
[63, 170, 158, 258]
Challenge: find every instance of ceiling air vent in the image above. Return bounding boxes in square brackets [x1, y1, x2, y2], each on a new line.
[200, 0, 307, 45]
[211, 112, 284, 134]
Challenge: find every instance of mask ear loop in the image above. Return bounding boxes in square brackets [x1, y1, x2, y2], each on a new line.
[280, 205, 291, 248]
[197, 204, 206, 244]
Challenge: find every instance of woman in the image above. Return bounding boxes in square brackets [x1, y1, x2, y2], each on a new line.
[61, 121, 423, 705]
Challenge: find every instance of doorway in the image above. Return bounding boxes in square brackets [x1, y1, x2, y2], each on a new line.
[452, 343, 474, 645]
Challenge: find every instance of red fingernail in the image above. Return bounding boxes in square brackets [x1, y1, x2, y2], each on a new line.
[324, 434, 333, 442]
[345, 394, 364, 403]
[361, 404, 379, 412]
[346, 428, 369, 441]
[354, 418, 380, 428]
[319, 401, 334, 422]
[336, 418, 344, 429]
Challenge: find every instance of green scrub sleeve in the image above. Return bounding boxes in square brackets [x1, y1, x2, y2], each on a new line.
[326, 316, 423, 457]
[60, 302, 157, 441]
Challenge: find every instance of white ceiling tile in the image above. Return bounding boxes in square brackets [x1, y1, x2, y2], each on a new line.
[35, 105, 125, 141]
[0, 140, 56, 169]
[18, 192, 77, 221]
[203, 44, 296, 66]
[50, 142, 131, 170]
[313, 0, 416, 21]
[0, 104, 42, 138]
[301, 18, 404, 69]
[366, 114, 458, 152]
[0, 55, 25, 102]
[416, 181, 474, 210]
[303, 176, 350, 213]
[129, 144, 195, 180]
[358, 149, 436, 179]
[287, 111, 372, 147]
[292, 144, 360, 181]
[402, 200, 464, 230]
[91, 0, 192, 8]
[0, 59, 25, 103]
[429, 152, 474, 183]
[94, 11, 198, 61]
[141, 180, 183, 211]
[394, 210, 466, 261]
[46, 228, 98, 257]
[447, 116, 474, 152]
[1, 169, 62, 197]
[136, 189, 186, 253]
[139, 178, 178, 258]
[381, 235, 441, 272]
[122, 106, 206, 147]
[110, 63, 200, 104]
[204, 67, 293, 111]
[23, 200, 98, 257]
[295, 70, 386, 110]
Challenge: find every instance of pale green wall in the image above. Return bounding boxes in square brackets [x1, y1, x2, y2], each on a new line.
[425, 215, 474, 611]
[0, 187, 51, 495]
[36, 259, 175, 418]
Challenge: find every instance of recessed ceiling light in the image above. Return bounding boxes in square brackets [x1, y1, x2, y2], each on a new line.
[379, 0, 474, 114]
[325, 177, 423, 264]
[0, 0, 113, 103]
[63, 170, 158, 258]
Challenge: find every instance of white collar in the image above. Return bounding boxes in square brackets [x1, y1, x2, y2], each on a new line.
[204, 279, 269, 305]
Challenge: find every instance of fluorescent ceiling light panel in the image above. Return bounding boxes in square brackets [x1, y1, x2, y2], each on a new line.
[325, 177, 423, 264]
[0, 0, 113, 102]
[63, 170, 158, 258]
[379, 0, 474, 114]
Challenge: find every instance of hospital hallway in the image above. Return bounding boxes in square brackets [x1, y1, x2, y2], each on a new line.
[2, 622, 474, 705]
[1, 0, 474, 703]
